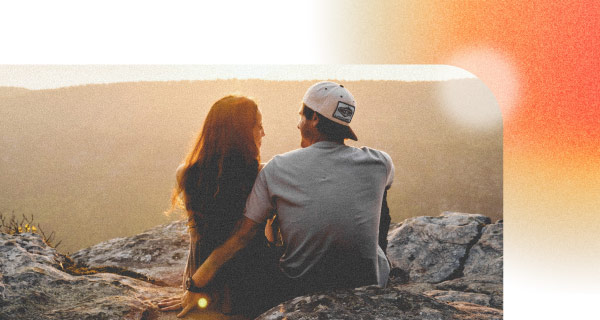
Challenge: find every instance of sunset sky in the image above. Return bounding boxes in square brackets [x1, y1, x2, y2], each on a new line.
[2, 1, 599, 318]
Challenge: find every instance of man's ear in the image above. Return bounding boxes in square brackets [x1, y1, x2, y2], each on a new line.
[311, 112, 319, 124]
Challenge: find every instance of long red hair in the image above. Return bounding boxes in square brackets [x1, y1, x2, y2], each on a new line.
[170, 95, 260, 229]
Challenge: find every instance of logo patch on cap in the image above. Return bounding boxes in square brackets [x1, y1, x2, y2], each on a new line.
[332, 101, 355, 123]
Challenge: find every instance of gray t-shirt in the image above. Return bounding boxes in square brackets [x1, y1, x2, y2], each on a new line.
[244, 141, 394, 287]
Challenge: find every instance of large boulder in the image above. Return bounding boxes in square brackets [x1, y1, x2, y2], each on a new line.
[464, 221, 503, 278]
[386, 212, 493, 283]
[385, 212, 502, 313]
[71, 220, 189, 287]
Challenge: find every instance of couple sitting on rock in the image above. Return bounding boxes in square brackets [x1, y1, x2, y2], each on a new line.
[157, 82, 395, 318]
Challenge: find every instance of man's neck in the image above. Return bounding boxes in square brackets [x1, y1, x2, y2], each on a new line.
[307, 136, 344, 147]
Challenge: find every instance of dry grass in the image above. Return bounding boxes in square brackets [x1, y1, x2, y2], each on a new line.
[0, 211, 62, 248]
[1, 210, 169, 286]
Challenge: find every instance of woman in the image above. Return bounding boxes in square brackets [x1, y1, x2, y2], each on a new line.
[157, 95, 276, 317]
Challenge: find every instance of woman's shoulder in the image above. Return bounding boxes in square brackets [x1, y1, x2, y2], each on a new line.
[258, 163, 265, 171]
[176, 163, 185, 183]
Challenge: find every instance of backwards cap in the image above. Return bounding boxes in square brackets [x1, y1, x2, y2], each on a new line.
[302, 81, 357, 140]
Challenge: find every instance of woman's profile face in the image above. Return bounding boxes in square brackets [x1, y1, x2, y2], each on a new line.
[253, 109, 265, 149]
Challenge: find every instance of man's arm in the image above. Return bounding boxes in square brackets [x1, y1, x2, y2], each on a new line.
[190, 216, 261, 287]
[378, 189, 391, 254]
[177, 217, 261, 318]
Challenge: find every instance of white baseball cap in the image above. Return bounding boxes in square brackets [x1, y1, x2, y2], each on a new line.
[302, 81, 358, 141]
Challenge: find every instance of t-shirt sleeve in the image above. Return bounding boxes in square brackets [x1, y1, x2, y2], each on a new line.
[381, 151, 395, 188]
[243, 168, 274, 224]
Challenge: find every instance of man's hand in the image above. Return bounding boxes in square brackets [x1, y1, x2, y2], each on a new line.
[156, 292, 209, 318]
[176, 290, 208, 318]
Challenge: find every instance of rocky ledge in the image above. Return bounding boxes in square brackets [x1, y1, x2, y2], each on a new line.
[256, 212, 503, 319]
[0, 231, 180, 319]
[1, 212, 502, 319]
[70, 221, 190, 287]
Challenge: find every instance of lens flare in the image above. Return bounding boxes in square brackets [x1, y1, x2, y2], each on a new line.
[445, 47, 520, 121]
[436, 76, 502, 130]
[198, 297, 208, 309]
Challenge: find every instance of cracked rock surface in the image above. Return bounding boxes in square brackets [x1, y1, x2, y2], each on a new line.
[0, 232, 179, 320]
[386, 211, 491, 283]
[433, 276, 503, 309]
[386, 212, 503, 310]
[71, 220, 189, 287]
[464, 221, 503, 278]
[256, 285, 502, 320]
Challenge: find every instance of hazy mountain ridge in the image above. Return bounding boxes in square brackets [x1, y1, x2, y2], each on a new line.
[0, 79, 502, 253]
[0, 86, 31, 98]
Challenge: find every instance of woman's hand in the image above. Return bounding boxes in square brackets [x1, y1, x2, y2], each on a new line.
[156, 295, 182, 311]
[265, 214, 283, 247]
[265, 216, 276, 243]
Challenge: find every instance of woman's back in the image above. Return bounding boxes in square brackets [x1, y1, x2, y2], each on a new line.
[160, 95, 272, 318]
[181, 156, 276, 317]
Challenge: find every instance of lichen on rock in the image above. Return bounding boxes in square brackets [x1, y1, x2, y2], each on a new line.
[71, 220, 189, 287]
[0, 232, 179, 320]
[386, 212, 494, 283]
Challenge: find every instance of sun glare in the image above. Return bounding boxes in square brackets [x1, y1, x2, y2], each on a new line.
[445, 47, 520, 122]
[436, 74, 503, 130]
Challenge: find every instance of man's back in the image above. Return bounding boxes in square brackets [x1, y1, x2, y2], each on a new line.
[244, 141, 394, 288]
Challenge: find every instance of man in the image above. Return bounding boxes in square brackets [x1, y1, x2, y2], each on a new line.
[175, 81, 394, 318]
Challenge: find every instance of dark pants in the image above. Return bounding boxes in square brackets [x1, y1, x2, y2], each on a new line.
[261, 253, 378, 311]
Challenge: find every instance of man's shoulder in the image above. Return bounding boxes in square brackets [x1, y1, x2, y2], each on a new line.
[262, 147, 308, 171]
[353, 146, 393, 164]
[353, 146, 394, 186]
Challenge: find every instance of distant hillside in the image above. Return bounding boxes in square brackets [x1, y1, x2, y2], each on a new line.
[0, 86, 30, 98]
[0, 79, 502, 253]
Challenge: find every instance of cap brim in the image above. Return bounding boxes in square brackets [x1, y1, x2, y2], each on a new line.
[346, 126, 358, 141]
